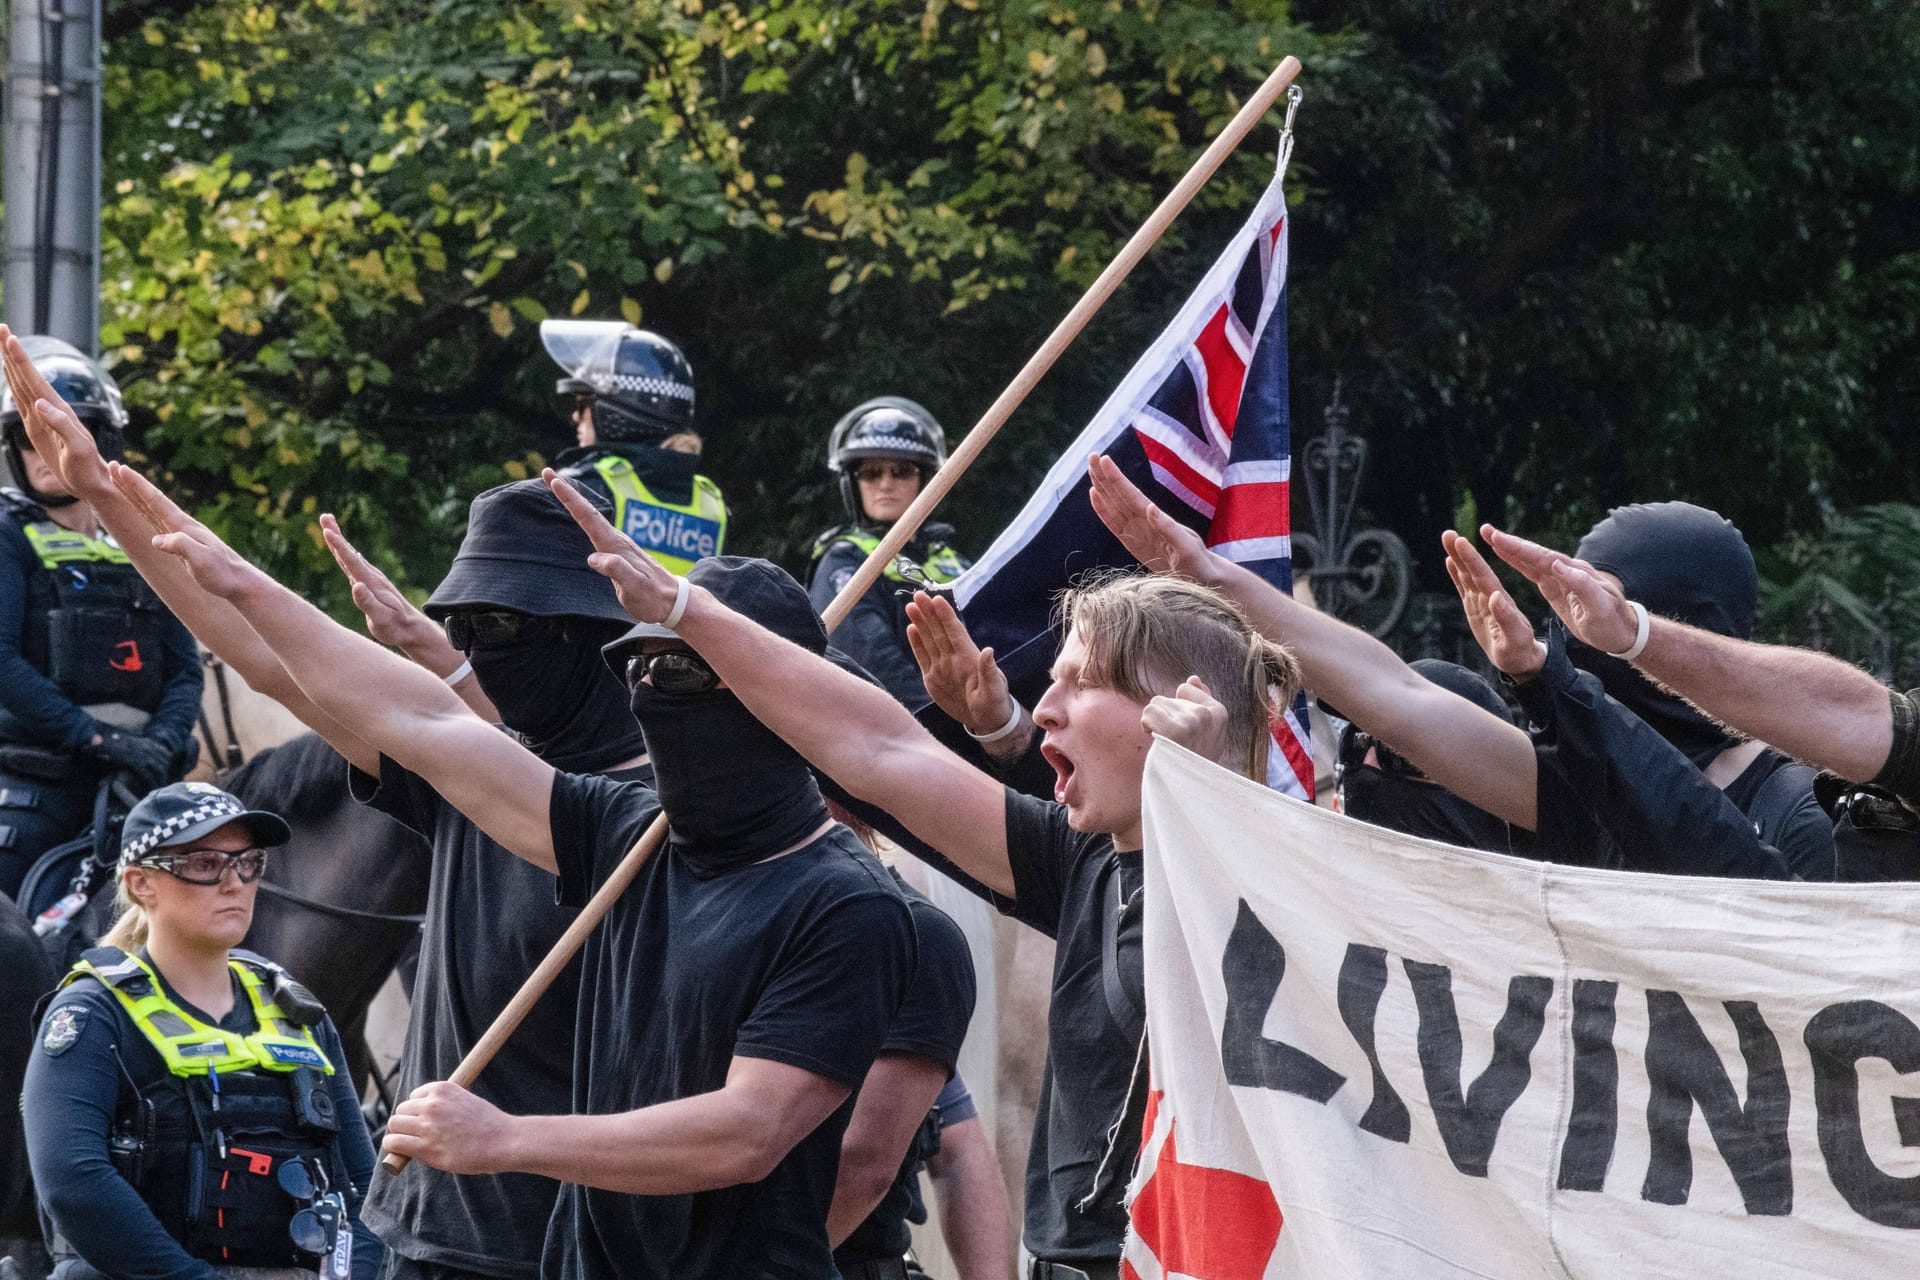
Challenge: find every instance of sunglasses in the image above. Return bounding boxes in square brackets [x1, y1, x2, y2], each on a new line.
[626, 650, 721, 694]
[442, 610, 566, 652]
[1335, 726, 1423, 780]
[139, 847, 268, 886]
[853, 461, 921, 483]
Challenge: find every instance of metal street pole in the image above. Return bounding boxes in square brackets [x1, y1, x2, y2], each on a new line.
[5, 0, 102, 354]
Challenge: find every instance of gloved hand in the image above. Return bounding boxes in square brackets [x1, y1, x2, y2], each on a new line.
[80, 728, 176, 792]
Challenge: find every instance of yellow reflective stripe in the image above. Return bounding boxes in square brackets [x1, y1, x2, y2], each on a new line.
[22, 521, 131, 570]
[821, 529, 965, 585]
[593, 457, 729, 575]
[73, 953, 333, 1078]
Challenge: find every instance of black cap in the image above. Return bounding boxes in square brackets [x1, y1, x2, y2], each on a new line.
[426, 479, 631, 623]
[603, 556, 828, 674]
[120, 782, 292, 868]
[1409, 659, 1517, 726]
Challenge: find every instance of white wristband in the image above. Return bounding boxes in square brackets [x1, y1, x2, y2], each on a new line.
[443, 658, 474, 687]
[661, 576, 691, 631]
[967, 699, 1025, 744]
[1606, 600, 1651, 662]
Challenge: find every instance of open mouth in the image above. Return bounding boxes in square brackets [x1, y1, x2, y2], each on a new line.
[1041, 740, 1076, 806]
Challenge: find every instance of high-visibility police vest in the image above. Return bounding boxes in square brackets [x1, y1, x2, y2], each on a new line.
[55, 947, 341, 1267]
[810, 525, 967, 587]
[4, 490, 167, 711]
[591, 455, 727, 576]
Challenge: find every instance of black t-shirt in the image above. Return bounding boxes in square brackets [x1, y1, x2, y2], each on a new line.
[1000, 788, 1142, 1263]
[544, 770, 917, 1280]
[834, 879, 977, 1267]
[351, 754, 604, 1277]
[1721, 749, 1834, 880]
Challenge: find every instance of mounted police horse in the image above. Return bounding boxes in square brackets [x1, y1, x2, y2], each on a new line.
[2, 660, 429, 1259]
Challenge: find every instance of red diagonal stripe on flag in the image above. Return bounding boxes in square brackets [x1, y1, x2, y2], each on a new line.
[1131, 1113, 1283, 1280]
[1207, 481, 1289, 547]
[1272, 716, 1315, 796]
[1135, 429, 1221, 511]
[1194, 305, 1247, 438]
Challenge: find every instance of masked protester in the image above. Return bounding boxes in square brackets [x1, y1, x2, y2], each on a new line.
[0, 338, 201, 897]
[1569, 502, 1834, 879]
[808, 398, 969, 707]
[540, 320, 726, 576]
[23, 782, 381, 1280]
[1336, 660, 1518, 855]
[85, 444, 918, 1280]
[341, 481, 650, 1280]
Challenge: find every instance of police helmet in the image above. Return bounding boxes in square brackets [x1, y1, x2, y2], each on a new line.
[0, 336, 131, 507]
[827, 397, 946, 525]
[540, 319, 695, 444]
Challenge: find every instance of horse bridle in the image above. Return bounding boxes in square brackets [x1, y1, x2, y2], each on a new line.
[198, 650, 249, 776]
[198, 651, 426, 927]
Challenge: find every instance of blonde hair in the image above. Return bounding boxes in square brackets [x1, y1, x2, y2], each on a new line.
[1057, 571, 1300, 781]
[659, 432, 703, 456]
[101, 869, 151, 952]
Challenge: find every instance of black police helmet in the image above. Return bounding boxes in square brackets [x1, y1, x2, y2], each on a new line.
[826, 397, 946, 525]
[540, 320, 695, 444]
[0, 336, 131, 508]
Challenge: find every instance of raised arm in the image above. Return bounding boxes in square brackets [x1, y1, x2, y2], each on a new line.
[1088, 453, 1540, 829]
[545, 469, 1017, 896]
[1484, 524, 1894, 782]
[107, 464, 559, 871]
[1, 327, 379, 774]
[318, 514, 501, 723]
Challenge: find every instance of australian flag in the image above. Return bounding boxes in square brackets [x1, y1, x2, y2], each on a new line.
[952, 167, 1314, 798]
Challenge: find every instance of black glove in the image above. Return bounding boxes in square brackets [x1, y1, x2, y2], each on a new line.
[81, 728, 176, 792]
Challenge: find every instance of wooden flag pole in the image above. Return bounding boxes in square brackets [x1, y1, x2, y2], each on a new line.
[381, 52, 1303, 1176]
[820, 54, 1302, 633]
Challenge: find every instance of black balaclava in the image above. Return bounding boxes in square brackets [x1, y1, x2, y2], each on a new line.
[469, 617, 648, 773]
[1339, 660, 1516, 854]
[1569, 501, 1757, 769]
[627, 681, 829, 877]
[609, 556, 834, 877]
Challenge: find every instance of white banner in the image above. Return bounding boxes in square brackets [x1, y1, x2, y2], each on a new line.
[1126, 740, 1920, 1280]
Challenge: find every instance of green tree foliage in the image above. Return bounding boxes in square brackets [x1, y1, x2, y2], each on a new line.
[52, 0, 1920, 619]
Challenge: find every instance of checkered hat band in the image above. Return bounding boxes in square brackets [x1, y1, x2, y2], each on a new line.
[603, 373, 694, 401]
[122, 795, 248, 863]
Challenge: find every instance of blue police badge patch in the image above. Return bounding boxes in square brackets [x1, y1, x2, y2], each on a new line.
[42, 1004, 87, 1056]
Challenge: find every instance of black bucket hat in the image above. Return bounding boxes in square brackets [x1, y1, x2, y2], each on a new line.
[426, 479, 631, 623]
[120, 781, 292, 869]
[603, 556, 830, 675]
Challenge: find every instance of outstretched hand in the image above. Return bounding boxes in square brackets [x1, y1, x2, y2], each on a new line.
[543, 468, 681, 625]
[1087, 453, 1219, 582]
[1481, 524, 1639, 655]
[1142, 676, 1233, 768]
[1441, 530, 1544, 680]
[109, 461, 267, 601]
[0, 326, 112, 501]
[319, 514, 450, 659]
[906, 591, 1016, 736]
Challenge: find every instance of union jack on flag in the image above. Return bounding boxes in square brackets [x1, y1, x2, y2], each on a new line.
[951, 166, 1314, 797]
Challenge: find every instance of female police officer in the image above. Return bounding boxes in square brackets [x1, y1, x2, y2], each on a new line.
[0, 337, 202, 897]
[22, 781, 380, 1280]
[808, 398, 969, 707]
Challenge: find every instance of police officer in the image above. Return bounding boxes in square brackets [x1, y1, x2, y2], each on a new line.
[0, 337, 202, 897]
[539, 320, 726, 576]
[22, 781, 381, 1279]
[808, 398, 968, 706]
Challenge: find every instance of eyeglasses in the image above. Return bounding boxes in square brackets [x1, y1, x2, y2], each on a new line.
[626, 650, 721, 694]
[442, 610, 565, 652]
[853, 461, 921, 484]
[140, 847, 268, 885]
[1335, 726, 1423, 780]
